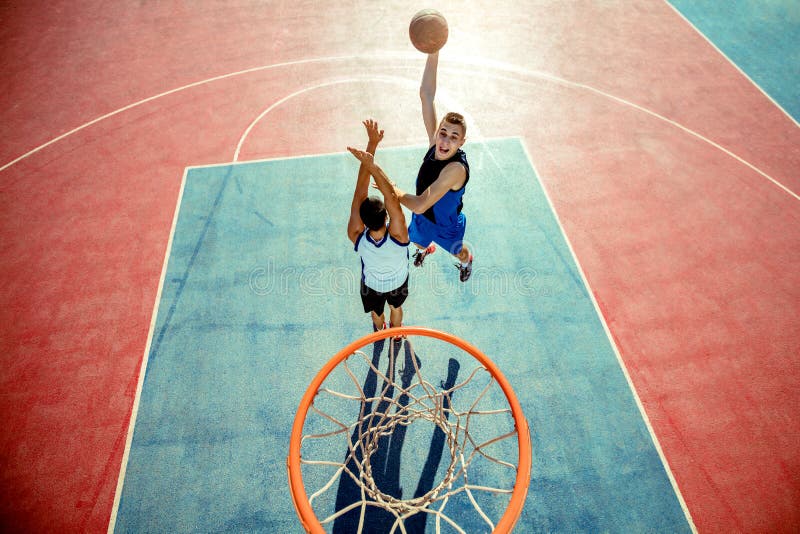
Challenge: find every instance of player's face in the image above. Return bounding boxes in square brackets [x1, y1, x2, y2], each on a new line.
[434, 121, 465, 160]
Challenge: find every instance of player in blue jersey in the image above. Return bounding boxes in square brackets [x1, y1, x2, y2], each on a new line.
[383, 52, 473, 281]
[347, 120, 410, 332]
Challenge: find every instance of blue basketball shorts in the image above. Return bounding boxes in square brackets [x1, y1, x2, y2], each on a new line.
[408, 212, 467, 255]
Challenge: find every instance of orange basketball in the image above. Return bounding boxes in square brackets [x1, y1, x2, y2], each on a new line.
[409, 9, 448, 54]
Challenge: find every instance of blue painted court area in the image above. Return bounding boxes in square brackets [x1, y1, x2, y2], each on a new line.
[114, 139, 691, 532]
[668, 0, 800, 121]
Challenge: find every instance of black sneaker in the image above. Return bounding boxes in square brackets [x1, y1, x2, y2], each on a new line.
[412, 244, 436, 267]
[456, 255, 473, 282]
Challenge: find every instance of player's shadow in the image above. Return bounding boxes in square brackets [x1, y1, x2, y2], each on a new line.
[333, 339, 460, 534]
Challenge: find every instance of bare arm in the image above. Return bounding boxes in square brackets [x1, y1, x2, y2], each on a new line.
[347, 120, 383, 244]
[346, 147, 409, 243]
[419, 52, 439, 147]
[396, 163, 466, 215]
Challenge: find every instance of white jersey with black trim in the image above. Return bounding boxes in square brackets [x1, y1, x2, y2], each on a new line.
[354, 226, 410, 292]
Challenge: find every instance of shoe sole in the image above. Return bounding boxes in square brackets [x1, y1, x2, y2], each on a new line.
[413, 245, 436, 267]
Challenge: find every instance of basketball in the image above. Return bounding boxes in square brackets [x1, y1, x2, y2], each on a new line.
[409, 9, 448, 54]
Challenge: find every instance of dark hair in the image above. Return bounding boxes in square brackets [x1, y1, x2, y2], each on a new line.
[359, 196, 387, 231]
[442, 112, 467, 137]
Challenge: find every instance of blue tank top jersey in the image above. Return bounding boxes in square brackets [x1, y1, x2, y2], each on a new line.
[415, 145, 469, 226]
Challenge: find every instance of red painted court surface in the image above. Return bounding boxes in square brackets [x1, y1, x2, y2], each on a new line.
[1, 1, 798, 532]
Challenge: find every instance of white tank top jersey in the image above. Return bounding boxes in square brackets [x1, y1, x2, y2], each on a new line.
[354, 226, 410, 292]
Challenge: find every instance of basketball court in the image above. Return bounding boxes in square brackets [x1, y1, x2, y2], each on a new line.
[1, 2, 798, 532]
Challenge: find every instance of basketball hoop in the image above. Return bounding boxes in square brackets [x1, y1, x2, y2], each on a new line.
[287, 327, 531, 533]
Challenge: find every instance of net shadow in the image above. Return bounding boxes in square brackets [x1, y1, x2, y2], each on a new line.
[332, 339, 460, 533]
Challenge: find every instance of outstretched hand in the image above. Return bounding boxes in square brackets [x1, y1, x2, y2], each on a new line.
[347, 146, 374, 166]
[363, 119, 384, 146]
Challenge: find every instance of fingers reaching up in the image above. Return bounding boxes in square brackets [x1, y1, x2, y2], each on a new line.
[363, 119, 384, 148]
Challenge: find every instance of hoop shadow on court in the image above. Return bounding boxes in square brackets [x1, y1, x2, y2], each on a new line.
[332, 338, 460, 533]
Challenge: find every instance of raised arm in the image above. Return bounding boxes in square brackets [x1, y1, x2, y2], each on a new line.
[347, 120, 383, 244]
[347, 147, 464, 220]
[346, 146, 409, 243]
[395, 162, 465, 215]
[420, 52, 439, 147]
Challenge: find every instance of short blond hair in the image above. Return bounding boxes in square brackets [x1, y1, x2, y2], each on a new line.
[442, 112, 466, 138]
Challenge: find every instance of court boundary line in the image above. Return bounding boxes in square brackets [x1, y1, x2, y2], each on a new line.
[0, 55, 362, 173]
[233, 74, 419, 162]
[104, 142, 450, 530]
[437, 62, 800, 202]
[107, 167, 190, 534]
[12, 47, 794, 530]
[109, 137, 699, 531]
[233, 63, 799, 203]
[518, 139, 698, 533]
[2, 53, 797, 203]
[663, 0, 800, 129]
[189, 136, 521, 170]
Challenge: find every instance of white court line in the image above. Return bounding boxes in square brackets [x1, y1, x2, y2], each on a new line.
[662, 0, 800, 129]
[13, 51, 793, 528]
[437, 61, 800, 202]
[518, 139, 698, 533]
[2, 52, 797, 203]
[103, 132, 464, 530]
[108, 135, 698, 531]
[232, 70, 479, 165]
[0, 56, 360, 173]
[233, 74, 419, 161]
[186, 136, 524, 172]
[107, 167, 189, 534]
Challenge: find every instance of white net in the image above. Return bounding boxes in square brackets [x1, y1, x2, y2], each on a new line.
[296, 334, 524, 533]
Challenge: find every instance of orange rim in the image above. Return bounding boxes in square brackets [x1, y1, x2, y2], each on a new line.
[286, 326, 532, 533]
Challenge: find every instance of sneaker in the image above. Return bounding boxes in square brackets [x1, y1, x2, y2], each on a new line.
[412, 244, 436, 267]
[456, 255, 473, 282]
[389, 322, 405, 342]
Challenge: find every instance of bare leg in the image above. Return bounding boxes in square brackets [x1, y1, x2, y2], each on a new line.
[388, 305, 403, 328]
[456, 244, 470, 263]
[371, 311, 385, 330]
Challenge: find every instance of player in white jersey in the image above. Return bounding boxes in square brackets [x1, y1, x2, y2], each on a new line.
[347, 120, 410, 332]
